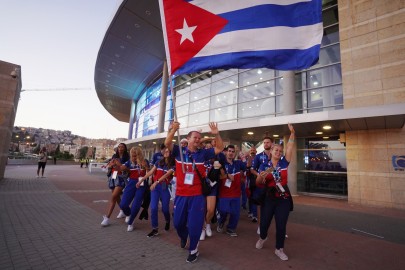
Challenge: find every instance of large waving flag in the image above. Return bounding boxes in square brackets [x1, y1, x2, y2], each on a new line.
[159, 0, 323, 75]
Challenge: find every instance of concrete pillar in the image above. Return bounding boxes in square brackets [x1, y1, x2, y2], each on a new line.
[158, 60, 169, 133]
[128, 100, 136, 139]
[281, 71, 295, 115]
[281, 70, 297, 194]
[0, 61, 21, 179]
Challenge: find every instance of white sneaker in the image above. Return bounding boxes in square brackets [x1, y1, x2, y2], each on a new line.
[101, 215, 110, 227]
[205, 224, 212, 237]
[255, 237, 267, 249]
[200, 229, 206, 240]
[117, 210, 126, 219]
[125, 216, 130, 223]
[275, 249, 288, 261]
[127, 225, 134, 232]
[257, 227, 260, 235]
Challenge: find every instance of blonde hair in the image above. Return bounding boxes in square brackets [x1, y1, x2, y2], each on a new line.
[130, 146, 147, 168]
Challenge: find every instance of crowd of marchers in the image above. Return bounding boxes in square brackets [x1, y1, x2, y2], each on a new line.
[100, 122, 296, 263]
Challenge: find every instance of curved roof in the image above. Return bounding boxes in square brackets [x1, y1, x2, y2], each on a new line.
[94, 0, 165, 122]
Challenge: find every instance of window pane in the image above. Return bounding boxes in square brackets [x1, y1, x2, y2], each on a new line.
[175, 84, 190, 96]
[176, 92, 190, 106]
[239, 68, 275, 87]
[189, 97, 210, 114]
[188, 111, 209, 127]
[275, 78, 283, 95]
[177, 116, 188, 128]
[307, 85, 343, 110]
[176, 104, 189, 118]
[312, 44, 341, 68]
[210, 105, 237, 122]
[322, 24, 340, 46]
[239, 98, 275, 118]
[211, 90, 237, 109]
[190, 84, 210, 100]
[307, 64, 342, 89]
[295, 73, 306, 91]
[190, 74, 212, 90]
[238, 81, 275, 103]
[211, 69, 238, 82]
[322, 4, 339, 28]
[211, 75, 238, 95]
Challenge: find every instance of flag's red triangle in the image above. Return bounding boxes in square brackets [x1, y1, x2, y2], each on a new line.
[162, 0, 228, 74]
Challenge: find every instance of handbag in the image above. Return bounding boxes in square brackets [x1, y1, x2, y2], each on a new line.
[107, 176, 115, 189]
[194, 166, 212, 196]
[251, 186, 268, 205]
[106, 167, 112, 177]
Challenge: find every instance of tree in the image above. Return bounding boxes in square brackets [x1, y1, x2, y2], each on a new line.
[79, 146, 88, 159]
[55, 144, 61, 155]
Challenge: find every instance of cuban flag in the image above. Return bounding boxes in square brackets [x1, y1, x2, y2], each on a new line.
[159, 0, 323, 75]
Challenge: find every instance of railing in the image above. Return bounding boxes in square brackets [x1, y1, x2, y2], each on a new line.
[88, 163, 108, 173]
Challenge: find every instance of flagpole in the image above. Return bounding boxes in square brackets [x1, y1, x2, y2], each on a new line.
[169, 72, 185, 173]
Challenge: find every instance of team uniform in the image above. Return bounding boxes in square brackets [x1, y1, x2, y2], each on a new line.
[171, 144, 216, 254]
[250, 152, 270, 215]
[150, 161, 174, 229]
[152, 152, 164, 165]
[258, 157, 291, 250]
[218, 160, 247, 232]
[119, 159, 149, 225]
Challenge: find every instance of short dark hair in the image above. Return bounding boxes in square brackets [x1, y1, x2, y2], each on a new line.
[160, 143, 166, 150]
[227, 144, 235, 150]
[263, 136, 273, 142]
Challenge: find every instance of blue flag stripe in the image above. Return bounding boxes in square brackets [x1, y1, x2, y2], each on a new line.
[174, 45, 321, 74]
[219, 1, 322, 34]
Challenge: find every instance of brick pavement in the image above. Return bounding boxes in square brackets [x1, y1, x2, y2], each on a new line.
[1, 164, 405, 270]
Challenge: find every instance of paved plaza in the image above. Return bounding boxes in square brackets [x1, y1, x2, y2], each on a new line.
[1, 164, 405, 269]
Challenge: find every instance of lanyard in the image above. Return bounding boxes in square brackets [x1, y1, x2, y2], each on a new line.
[185, 151, 195, 172]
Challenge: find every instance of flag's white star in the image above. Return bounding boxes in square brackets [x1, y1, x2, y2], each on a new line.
[175, 19, 197, 44]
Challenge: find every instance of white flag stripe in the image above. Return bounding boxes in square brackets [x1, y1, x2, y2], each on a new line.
[195, 23, 323, 58]
[191, 0, 312, 15]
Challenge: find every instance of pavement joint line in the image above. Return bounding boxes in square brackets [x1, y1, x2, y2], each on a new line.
[351, 228, 385, 239]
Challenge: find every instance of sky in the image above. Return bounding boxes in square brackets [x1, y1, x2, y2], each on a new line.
[0, 0, 130, 139]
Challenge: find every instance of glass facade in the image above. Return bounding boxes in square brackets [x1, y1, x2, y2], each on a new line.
[297, 139, 347, 196]
[132, 0, 344, 197]
[134, 78, 172, 138]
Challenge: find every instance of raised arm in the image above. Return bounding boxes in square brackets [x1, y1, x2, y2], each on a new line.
[209, 122, 224, 155]
[285, 123, 295, 162]
[150, 169, 174, 191]
[165, 121, 179, 152]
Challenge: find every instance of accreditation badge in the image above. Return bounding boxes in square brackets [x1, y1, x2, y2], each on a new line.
[184, 172, 194, 185]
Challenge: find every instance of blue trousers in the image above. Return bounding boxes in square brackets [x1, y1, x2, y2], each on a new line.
[151, 182, 171, 229]
[250, 187, 264, 218]
[260, 196, 291, 249]
[218, 197, 240, 230]
[173, 195, 205, 252]
[241, 182, 247, 208]
[119, 179, 146, 225]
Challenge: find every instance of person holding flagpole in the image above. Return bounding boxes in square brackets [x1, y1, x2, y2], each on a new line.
[165, 121, 224, 263]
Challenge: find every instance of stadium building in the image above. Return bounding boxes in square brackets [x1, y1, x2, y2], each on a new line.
[94, 0, 405, 209]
